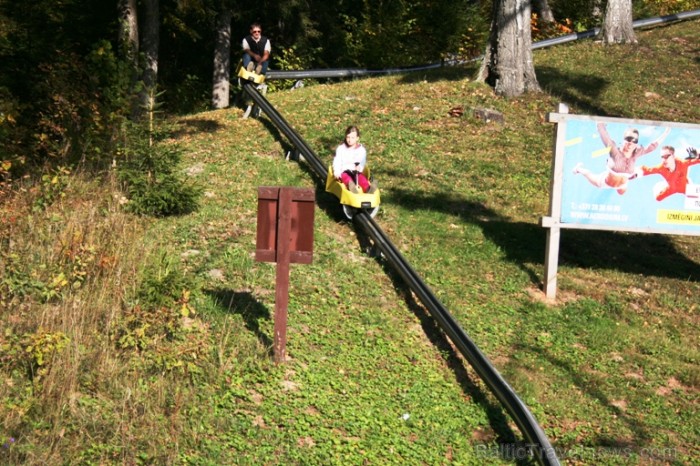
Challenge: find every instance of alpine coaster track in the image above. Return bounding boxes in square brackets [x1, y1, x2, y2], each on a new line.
[241, 81, 561, 466]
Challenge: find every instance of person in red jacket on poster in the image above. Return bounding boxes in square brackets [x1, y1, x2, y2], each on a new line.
[633, 146, 700, 201]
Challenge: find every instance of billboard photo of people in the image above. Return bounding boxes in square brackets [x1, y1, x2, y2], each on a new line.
[558, 118, 700, 235]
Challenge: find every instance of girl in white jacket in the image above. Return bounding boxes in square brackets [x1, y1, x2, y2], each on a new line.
[332, 126, 374, 193]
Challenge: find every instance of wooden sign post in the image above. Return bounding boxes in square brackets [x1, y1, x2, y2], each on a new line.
[255, 187, 315, 364]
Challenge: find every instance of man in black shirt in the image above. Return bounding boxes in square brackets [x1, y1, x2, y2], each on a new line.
[242, 22, 271, 75]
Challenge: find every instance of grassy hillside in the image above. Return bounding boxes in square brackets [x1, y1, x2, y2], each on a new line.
[2, 20, 699, 465]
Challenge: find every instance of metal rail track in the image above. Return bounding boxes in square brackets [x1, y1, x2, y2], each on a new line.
[265, 10, 700, 81]
[242, 81, 561, 465]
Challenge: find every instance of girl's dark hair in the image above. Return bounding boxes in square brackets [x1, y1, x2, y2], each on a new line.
[345, 125, 360, 137]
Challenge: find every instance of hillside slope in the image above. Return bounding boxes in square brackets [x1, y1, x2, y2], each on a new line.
[1, 19, 698, 465]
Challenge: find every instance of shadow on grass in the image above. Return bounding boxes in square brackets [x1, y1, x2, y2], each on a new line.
[388, 188, 699, 283]
[536, 65, 612, 117]
[205, 289, 272, 352]
[354, 235, 522, 450]
[356, 230, 554, 466]
[172, 117, 225, 138]
[350, 187, 697, 460]
[250, 109, 538, 458]
[516, 343, 653, 451]
[257, 137, 695, 457]
[260, 137, 528, 449]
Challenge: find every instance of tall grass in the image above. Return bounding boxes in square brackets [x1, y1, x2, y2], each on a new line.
[0, 169, 186, 463]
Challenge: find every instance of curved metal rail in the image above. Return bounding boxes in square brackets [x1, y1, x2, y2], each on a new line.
[265, 63, 441, 80]
[242, 81, 561, 465]
[264, 10, 700, 81]
[533, 9, 700, 50]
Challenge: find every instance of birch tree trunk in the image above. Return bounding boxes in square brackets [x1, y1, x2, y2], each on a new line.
[118, 0, 139, 64]
[600, 0, 636, 44]
[478, 0, 540, 97]
[212, 9, 232, 109]
[532, 0, 554, 23]
[118, 0, 140, 118]
[139, 0, 160, 115]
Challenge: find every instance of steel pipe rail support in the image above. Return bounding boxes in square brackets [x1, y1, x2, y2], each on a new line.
[241, 79, 561, 466]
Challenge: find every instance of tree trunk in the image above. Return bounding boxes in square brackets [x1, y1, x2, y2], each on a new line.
[600, 0, 636, 44]
[139, 0, 160, 114]
[212, 9, 232, 109]
[532, 0, 554, 23]
[478, 0, 540, 97]
[118, 0, 140, 119]
[118, 0, 139, 64]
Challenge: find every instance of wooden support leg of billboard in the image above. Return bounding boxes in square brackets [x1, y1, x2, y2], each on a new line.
[256, 187, 315, 364]
[541, 103, 569, 301]
[543, 225, 560, 300]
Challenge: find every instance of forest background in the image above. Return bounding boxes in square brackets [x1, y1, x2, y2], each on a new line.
[1, 0, 698, 178]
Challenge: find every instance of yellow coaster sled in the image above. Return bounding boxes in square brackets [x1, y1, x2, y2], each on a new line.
[236, 61, 266, 84]
[325, 165, 380, 219]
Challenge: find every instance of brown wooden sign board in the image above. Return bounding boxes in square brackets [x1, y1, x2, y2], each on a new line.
[255, 186, 315, 364]
[256, 186, 314, 264]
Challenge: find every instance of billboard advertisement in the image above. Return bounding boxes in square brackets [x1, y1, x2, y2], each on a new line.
[557, 118, 700, 234]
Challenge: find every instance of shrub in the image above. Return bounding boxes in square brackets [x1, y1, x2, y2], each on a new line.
[531, 14, 575, 42]
[135, 253, 191, 309]
[117, 123, 200, 217]
[169, 74, 210, 114]
[265, 46, 312, 92]
[1, 328, 69, 381]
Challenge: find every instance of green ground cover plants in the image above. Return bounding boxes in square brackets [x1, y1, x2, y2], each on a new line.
[1, 19, 699, 465]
